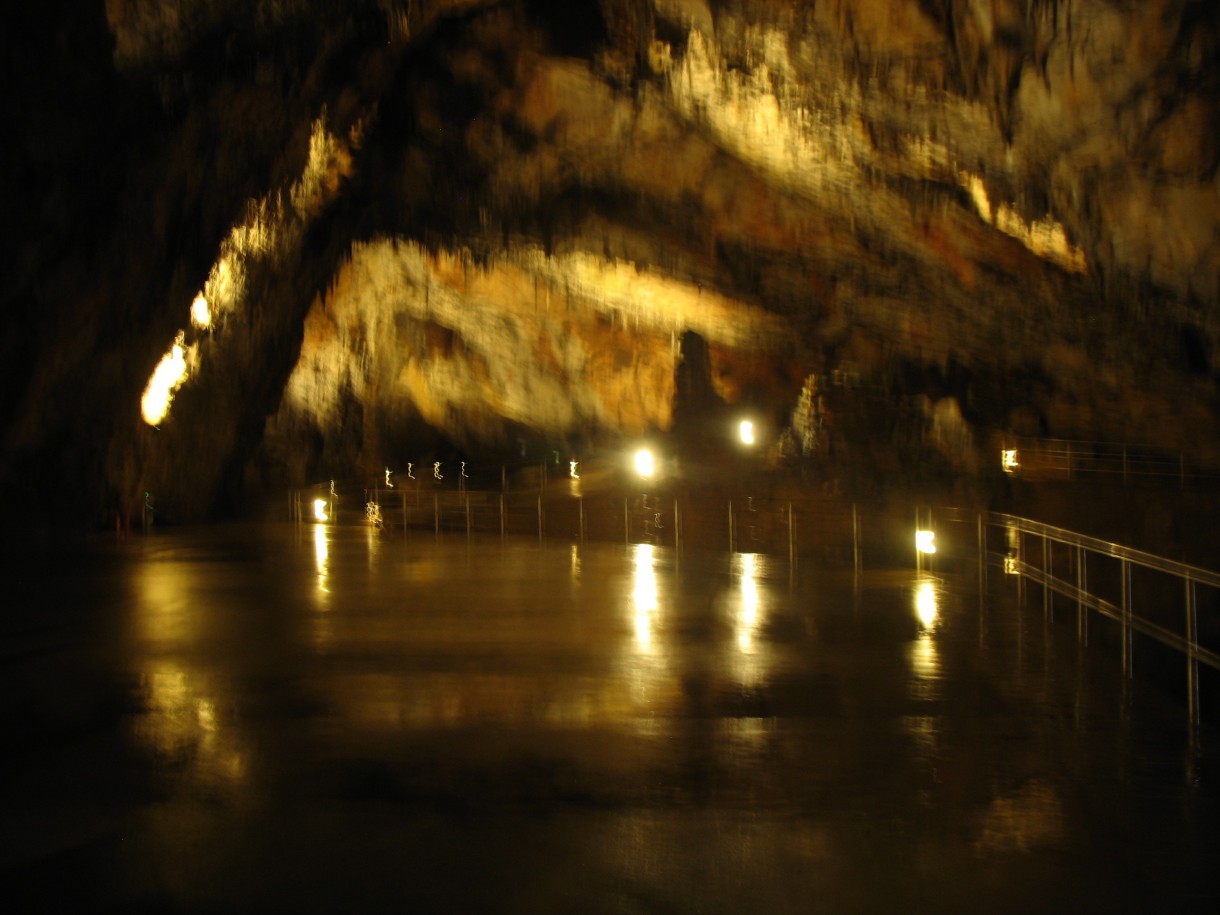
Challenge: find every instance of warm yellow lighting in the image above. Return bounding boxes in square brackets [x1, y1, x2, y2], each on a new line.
[632, 543, 658, 651]
[1002, 449, 1019, 472]
[142, 114, 362, 429]
[915, 579, 938, 628]
[959, 171, 1087, 273]
[570, 461, 580, 479]
[1004, 521, 1020, 573]
[738, 419, 755, 446]
[634, 448, 655, 479]
[915, 530, 937, 554]
[190, 294, 211, 328]
[313, 498, 329, 522]
[738, 552, 760, 652]
[314, 522, 329, 568]
[313, 522, 331, 599]
[633, 543, 658, 613]
[140, 331, 191, 426]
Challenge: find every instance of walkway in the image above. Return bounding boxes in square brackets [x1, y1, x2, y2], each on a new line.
[2, 523, 1217, 912]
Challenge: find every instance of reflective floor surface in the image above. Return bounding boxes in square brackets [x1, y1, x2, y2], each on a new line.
[3, 523, 1218, 913]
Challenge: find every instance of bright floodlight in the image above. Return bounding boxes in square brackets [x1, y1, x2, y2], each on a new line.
[915, 530, 937, 554]
[738, 419, 755, 446]
[1001, 449, 1019, 472]
[915, 579, 938, 628]
[634, 448, 655, 479]
[313, 498, 329, 522]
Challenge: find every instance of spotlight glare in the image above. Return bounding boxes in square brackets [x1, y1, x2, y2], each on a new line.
[634, 448, 655, 479]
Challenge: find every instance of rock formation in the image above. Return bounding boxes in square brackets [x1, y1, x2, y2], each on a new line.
[2, 0, 1217, 525]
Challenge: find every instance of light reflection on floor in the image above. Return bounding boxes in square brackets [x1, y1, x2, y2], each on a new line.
[2, 522, 1217, 912]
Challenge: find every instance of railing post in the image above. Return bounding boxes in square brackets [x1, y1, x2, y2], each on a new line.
[1042, 535, 1051, 619]
[1185, 577, 1199, 728]
[1076, 544, 1088, 646]
[673, 497, 680, 558]
[579, 496, 585, 545]
[1121, 558, 1133, 676]
[1016, 529, 1025, 605]
[977, 512, 986, 594]
[853, 503, 861, 575]
[787, 502, 795, 567]
[728, 500, 735, 553]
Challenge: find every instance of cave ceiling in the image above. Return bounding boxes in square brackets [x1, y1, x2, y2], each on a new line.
[2, 0, 1219, 523]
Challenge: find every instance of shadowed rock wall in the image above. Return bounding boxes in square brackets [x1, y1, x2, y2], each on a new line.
[2, 0, 1217, 526]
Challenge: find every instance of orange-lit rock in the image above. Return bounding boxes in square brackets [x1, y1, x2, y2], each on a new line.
[3, 1, 1218, 525]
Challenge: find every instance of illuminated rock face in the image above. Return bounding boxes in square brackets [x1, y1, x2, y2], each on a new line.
[3, 1, 1219, 523]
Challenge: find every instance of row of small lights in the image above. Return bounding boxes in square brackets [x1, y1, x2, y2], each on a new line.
[309, 418, 941, 564]
[312, 418, 763, 521]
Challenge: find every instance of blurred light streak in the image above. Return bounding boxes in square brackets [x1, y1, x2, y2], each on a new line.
[140, 331, 194, 426]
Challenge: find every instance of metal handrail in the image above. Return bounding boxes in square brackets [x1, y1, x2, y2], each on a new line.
[997, 435, 1216, 483]
[990, 513, 1220, 588]
[1015, 559, 1220, 671]
[989, 512, 1219, 726]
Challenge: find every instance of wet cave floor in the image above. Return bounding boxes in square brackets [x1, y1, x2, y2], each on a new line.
[2, 519, 1218, 913]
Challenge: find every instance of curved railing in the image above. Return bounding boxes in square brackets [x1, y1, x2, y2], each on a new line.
[985, 512, 1220, 727]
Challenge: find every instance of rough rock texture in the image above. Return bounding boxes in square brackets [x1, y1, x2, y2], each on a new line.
[2, 0, 1218, 525]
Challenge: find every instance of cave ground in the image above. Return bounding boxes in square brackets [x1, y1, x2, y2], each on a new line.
[2, 514, 1218, 912]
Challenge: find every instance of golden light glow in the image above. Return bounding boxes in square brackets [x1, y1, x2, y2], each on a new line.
[134, 661, 246, 785]
[915, 530, 937, 554]
[1002, 449, 1019, 472]
[313, 498, 329, 522]
[960, 171, 1087, 273]
[738, 419, 755, 446]
[314, 521, 329, 569]
[140, 331, 192, 426]
[313, 522, 330, 600]
[632, 543, 658, 651]
[634, 448, 655, 479]
[726, 552, 771, 686]
[908, 577, 942, 702]
[190, 294, 211, 328]
[140, 115, 363, 426]
[737, 552, 760, 652]
[915, 579, 938, 629]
